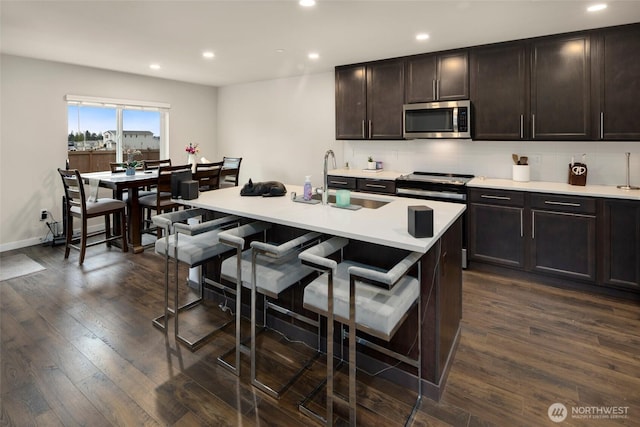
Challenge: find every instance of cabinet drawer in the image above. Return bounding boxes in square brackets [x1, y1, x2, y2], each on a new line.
[327, 176, 356, 190]
[531, 193, 596, 214]
[356, 178, 396, 194]
[469, 189, 524, 207]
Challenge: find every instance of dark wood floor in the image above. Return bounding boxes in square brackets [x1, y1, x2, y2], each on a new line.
[2, 243, 639, 426]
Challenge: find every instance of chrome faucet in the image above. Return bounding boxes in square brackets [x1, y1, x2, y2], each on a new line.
[322, 149, 336, 204]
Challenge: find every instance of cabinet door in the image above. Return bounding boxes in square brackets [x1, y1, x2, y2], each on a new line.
[468, 203, 524, 268]
[600, 200, 640, 290]
[530, 210, 596, 281]
[367, 61, 405, 139]
[335, 65, 367, 139]
[437, 51, 469, 101]
[406, 52, 468, 103]
[405, 54, 437, 103]
[470, 43, 528, 140]
[531, 34, 591, 140]
[598, 24, 640, 140]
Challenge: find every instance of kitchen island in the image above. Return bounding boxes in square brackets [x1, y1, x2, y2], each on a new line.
[181, 185, 465, 399]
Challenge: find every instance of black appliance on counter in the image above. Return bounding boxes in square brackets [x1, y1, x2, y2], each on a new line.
[395, 172, 474, 268]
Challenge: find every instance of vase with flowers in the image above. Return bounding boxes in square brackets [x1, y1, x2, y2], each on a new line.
[122, 148, 142, 175]
[185, 143, 199, 172]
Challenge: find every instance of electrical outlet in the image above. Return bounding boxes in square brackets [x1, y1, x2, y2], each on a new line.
[40, 209, 48, 221]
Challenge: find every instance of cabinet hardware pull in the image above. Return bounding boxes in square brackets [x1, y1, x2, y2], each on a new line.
[532, 211, 535, 239]
[520, 114, 524, 139]
[480, 194, 511, 200]
[436, 80, 440, 100]
[520, 209, 523, 238]
[365, 183, 386, 189]
[432, 80, 436, 100]
[532, 114, 536, 139]
[544, 200, 580, 207]
[368, 120, 372, 138]
[600, 112, 604, 140]
[361, 120, 365, 139]
[330, 180, 348, 185]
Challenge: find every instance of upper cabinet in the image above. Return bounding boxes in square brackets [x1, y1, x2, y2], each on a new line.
[335, 60, 404, 140]
[470, 42, 529, 140]
[405, 51, 469, 103]
[530, 34, 592, 140]
[593, 24, 640, 140]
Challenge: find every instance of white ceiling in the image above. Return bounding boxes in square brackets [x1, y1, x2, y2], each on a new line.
[2, 1, 639, 87]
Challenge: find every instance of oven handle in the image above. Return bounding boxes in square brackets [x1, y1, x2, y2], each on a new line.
[396, 188, 466, 201]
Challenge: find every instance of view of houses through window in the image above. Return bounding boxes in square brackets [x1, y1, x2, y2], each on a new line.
[67, 102, 165, 173]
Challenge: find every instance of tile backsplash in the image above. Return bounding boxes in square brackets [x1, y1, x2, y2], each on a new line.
[343, 139, 640, 186]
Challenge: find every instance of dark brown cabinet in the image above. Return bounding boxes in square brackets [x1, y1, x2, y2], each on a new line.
[327, 175, 395, 195]
[468, 189, 525, 268]
[470, 43, 528, 140]
[600, 200, 640, 290]
[529, 194, 597, 282]
[530, 34, 592, 140]
[593, 24, 640, 140]
[335, 60, 404, 140]
[405, 51, 468, 103]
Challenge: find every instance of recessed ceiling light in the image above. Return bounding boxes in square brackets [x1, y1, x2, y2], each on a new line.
[202, 51, 215, 59]
[149, 63, 161, 70]
[299, 0, 316, 7]
[587, 3, 607, 12]
[416, 33, 430, 41]
[308, 52, 320, 60]
[276, 49, 285, 53]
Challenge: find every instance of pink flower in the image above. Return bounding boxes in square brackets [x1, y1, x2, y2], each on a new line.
[185, 143, 200, 154]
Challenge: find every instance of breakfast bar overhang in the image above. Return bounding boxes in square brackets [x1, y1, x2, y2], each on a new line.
[180, 185, 466, 400]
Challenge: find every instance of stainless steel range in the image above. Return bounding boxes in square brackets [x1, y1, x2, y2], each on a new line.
[395, 172, 474, 267]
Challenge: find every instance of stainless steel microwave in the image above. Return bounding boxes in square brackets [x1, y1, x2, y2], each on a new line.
[403, 100, 471, 139]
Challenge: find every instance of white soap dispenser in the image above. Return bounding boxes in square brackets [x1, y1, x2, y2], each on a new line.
[303, 176, 313, 201]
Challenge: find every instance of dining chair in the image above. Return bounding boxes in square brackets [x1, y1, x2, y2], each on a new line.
[139, 164, 191, 240]
[217, 223, 323, 398]
[152, 209, 240, 348]
[220, 156, 242, 188]
[194, 161, 224, 191]
[298, 237, 422, 426]
[143, 159, 172, 171]
[57, 168, 128, 265]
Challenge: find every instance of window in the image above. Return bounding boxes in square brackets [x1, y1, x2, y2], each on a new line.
[66, 95, 170, 172]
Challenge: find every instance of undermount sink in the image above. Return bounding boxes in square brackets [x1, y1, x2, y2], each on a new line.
[311, 193, 390, 209]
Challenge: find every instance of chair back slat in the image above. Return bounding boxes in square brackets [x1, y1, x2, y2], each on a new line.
[144, 159, 172, 171]
[195, 161, 224, 191]
[222, 156, 242, 186]
[58, 169, 87, 212]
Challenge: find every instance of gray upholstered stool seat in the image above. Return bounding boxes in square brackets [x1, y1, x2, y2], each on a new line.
[298, 236, 422, 426]
[150, 209, 240, 350]
[221, 246, 316, 296]
[303, 260, 419, 339]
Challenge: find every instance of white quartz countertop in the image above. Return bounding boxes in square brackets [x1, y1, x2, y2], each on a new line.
[328, 168, 407, 180]
[181, 185, 465, 253]
[468, 177, 640, 201]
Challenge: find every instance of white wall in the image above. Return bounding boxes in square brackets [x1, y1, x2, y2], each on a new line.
[217, 72, 340, 187]
[0, 54, 218, 250]
[344, 139, 640, 185]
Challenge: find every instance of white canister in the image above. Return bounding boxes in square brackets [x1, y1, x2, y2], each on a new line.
[512, 165, 530, 182]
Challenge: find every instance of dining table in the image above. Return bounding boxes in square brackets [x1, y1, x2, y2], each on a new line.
[81, 169, 158, 253]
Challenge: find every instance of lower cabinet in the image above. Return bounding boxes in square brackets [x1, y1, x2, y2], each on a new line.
[327, 175, 395, 195]
[468, 188, 639, 293]
[468, 190, 525, 268]
[600, 200, 640, 291]
[529, 198, 597, 282]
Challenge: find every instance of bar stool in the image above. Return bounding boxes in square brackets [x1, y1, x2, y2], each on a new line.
[217, 224, 322, 398]
[152, 209, 240, 350]
[299, 237, 423, 426]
